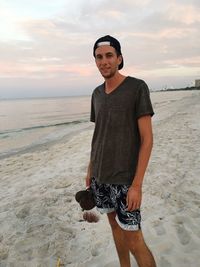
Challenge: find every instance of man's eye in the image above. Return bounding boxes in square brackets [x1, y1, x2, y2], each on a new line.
[96, 55, 102, 60]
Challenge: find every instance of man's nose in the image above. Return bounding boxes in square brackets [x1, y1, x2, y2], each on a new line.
[101, 56, 108, 65]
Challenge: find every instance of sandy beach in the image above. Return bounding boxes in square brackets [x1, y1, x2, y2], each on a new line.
[0, 90, 200, 267]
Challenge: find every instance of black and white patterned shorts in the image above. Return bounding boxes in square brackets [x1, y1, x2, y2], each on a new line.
[90, 177, 141, 231]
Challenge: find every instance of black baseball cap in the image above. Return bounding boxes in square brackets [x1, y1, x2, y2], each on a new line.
[93, 35, 124, 70]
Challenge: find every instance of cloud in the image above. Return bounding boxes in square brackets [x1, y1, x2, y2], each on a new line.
[0, 59, 94, 79]
[0, 0, 200, 97]
[168, 2, 200, 24]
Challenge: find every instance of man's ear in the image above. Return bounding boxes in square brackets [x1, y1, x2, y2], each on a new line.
[118, 55, 122, 66]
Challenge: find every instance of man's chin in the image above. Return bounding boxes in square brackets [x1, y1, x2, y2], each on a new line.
[101, 72, 115, 79]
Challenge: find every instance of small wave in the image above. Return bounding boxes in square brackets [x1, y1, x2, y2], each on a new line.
[1, 134, 9, 139]
[0, 118, 88, 137]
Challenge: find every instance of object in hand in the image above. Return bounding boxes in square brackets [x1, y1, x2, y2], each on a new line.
[75, 188, 96, 210]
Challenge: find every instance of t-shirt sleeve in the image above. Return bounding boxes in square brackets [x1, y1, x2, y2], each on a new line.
[90, 93, 95, 122]
[135, 81, 154, 119]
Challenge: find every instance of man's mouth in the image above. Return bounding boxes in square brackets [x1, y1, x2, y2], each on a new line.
[100, 68, 110, 72]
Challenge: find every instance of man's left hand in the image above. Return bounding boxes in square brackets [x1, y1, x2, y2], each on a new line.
[126, 186, 142, 211]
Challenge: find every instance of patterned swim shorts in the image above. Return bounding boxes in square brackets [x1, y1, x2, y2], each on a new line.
[90, 177, 141, 231]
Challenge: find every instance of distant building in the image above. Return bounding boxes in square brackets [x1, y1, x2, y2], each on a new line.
[195, 79, 200, 87]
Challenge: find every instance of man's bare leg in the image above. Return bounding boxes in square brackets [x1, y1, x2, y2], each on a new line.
[124, 229, 156, 267]
[107, 212, 131, 267]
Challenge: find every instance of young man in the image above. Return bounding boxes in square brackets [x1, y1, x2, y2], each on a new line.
[86, 35, 156, 267]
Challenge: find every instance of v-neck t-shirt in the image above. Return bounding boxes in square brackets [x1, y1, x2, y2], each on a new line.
[90, 76, 154, 185]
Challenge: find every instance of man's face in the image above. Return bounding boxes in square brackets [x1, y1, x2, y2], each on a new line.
[95, 45, 122, 79]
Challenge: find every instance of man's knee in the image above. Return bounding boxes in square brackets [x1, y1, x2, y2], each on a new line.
[124, 230, 144, 253]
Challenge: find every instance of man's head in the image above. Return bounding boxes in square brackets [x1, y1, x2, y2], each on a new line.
[93, 35, 124, 70]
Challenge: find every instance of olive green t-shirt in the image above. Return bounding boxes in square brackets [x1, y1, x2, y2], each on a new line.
[90, 76, 154, 185]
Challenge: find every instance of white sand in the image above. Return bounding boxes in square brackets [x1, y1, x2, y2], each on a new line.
[0, 90, 200, 267]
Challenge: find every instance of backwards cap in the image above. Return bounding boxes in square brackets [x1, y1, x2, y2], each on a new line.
[93, 35, 124, 70]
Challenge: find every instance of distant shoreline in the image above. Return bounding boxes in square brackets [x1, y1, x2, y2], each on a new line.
[154, 86, 200, 92]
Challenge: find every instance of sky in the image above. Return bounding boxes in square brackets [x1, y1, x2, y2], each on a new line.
[0, 0, 200, 98]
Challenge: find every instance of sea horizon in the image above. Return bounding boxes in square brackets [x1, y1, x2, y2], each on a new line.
[0, 94, 91, 102]
[1, 85, 198, 101]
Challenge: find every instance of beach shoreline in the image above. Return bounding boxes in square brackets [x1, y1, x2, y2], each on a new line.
[0, 90, 200, 267]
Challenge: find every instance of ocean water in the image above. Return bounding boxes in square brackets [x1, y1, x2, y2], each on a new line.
[0, 96, 92, 159]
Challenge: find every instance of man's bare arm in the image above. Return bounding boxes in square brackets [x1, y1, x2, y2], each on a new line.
[126, 115, 153, 211]
[86, 161, 92, 188]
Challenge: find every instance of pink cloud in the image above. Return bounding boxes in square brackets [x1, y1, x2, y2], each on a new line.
[163, 57, 200, 67]
[168, 3, 200, 25]
[0, 61, 95, 79]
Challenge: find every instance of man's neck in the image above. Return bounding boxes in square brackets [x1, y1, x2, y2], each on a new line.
[105, 73, 126, 93]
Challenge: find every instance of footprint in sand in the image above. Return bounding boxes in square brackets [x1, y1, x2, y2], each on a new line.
[104, 260, 120, 267]
[159, 256, 172, 267]
[174, 222, 191, 245]
[0, 235, 3, 243]
[175, 215, 200, 239]
[188, 209, 200, 219]
[153, 221, 166, 236]
[15, 205, 30, 219]
[0, 244, 9, 260]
